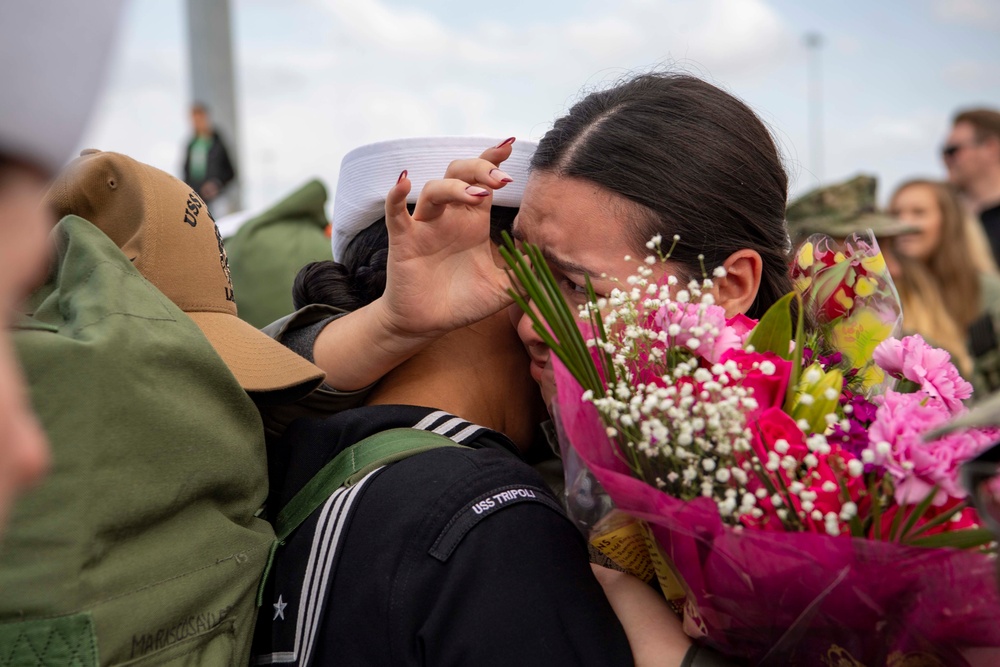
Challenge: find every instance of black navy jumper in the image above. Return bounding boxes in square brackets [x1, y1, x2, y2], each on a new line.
[253, 404, 634, 667]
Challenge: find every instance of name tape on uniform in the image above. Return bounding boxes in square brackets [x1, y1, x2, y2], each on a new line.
[429, 485, 564, 562]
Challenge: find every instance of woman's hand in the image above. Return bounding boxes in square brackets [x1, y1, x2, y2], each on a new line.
[312, 140, 523, 390]
[371, 140, 519, 341]
[591, 564, 693, 667]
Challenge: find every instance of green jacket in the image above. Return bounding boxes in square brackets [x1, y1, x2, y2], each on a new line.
[1, 216, 274, 665]
[225, 180, 334, 328]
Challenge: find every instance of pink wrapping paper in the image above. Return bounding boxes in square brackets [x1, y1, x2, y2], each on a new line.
[556, 360, 1000, 665]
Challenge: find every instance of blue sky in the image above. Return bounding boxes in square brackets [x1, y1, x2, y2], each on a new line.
[82, 0, 1000, 212]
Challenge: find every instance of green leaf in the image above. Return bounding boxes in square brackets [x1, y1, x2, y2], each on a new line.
[904, 500, 969, 541]
[894, 378, 922, 394]
[906, 528, 995, 550]
[896, 485, 940, 541]
[869, 476, 883, 541]
[785, 292, 805, 411]
[499, 232, 604, 395]
[746, 292, 795, 360]
[887, 502, 906, 542]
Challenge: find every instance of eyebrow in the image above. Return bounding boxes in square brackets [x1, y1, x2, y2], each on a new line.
[512, 220, 601, 279]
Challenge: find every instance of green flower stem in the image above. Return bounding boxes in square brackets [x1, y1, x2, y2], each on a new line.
[869, 476, 883, 541]
[895, 485, 941, 542]
[907, 528, 995, 550]
[834, 465, 864, 537]
[903, 500, 969, 542]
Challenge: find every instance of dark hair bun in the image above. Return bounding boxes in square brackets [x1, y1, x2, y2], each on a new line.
[292, 218, 390, 311]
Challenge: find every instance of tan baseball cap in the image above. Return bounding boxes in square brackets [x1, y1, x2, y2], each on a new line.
[45, 150, 325, 401]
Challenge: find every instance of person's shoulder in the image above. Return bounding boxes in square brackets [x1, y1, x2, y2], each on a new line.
[364, 442, 570, 550]
[979, 271, 1000, 312]
[981, 202, 1000, 225]
[377, 443, 557, 507]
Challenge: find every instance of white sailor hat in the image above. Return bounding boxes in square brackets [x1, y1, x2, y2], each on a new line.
[0, 1, 125, 174]
[331, 136, 536, 261]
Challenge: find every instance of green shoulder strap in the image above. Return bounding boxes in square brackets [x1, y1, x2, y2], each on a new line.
[258, 427, 468, 604]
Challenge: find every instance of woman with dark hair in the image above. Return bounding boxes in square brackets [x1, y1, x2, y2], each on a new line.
[255, 137, 700, 666]
[309, 72, 792, 405]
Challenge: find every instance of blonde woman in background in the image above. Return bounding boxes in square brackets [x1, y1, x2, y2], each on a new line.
[889, 179, 1000, 391]
[881, 244, 974, 376]
[889, 179, 1000, 335]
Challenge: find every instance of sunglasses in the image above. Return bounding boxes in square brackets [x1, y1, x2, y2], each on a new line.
[961, 440, 1000, 538]
[942, 141, 980, 159]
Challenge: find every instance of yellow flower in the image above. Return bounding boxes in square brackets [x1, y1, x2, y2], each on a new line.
[861, 252, 887, 275]
[830, 309, 895, 389]
[834, 251, 847, 264]
[797, 242, 814, 270]
[854, 276, 876, 298]
[833, 287, 855, 312]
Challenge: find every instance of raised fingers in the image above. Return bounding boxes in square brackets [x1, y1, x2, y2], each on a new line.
[442, 158, 513, 190]
[384, 169, 413, 235]
[412, 178, 492, 223]
[443, 137, 517, 189]
[476, 136, 516, 166]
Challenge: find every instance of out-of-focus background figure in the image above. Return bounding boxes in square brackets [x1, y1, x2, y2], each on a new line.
[887, 179, 1000, 388]
[182, 103, 236, 216]
[943, 109, 1000, 264]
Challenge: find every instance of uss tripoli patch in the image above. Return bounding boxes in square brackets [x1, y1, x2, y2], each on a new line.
[429, 484, 564, 562]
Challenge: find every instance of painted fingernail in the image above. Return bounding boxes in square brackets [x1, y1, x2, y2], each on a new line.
[494, 137, 515, 148]
[466, 186, 490, 197]
[490, 168, 513, 183]
[397, 170, 408, 184]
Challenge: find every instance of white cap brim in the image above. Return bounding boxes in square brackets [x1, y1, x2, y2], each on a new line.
[332, 136, 536, 261]
[0, 1, 125, 173]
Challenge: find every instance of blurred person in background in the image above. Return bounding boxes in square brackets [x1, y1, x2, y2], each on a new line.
[0, 1, 123, 535]
[882, 245, 974, 377]
[889, 179, 1000, 387]
[182, 102, 236, 216]
[943, 109, 1000, 263]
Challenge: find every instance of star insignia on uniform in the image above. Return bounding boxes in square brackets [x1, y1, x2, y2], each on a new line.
[273, 595, 288, 621]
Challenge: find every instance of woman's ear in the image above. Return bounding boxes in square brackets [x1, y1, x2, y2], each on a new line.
[716, 249, 762, 318]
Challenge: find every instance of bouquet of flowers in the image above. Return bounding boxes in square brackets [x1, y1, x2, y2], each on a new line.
[501, 231, 1000, 666]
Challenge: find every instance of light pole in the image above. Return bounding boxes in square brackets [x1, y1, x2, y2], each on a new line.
[805, 31, 824, 183]
[185, 0, 241, 211]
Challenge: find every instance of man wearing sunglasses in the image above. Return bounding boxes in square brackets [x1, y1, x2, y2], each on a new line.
[943, 109, 1000, 264]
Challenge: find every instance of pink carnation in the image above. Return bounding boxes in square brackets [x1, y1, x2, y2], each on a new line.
[868, 391, 996, 505]
[726, 313, 756, 346]
[873, 335, 972, 412]
[654, 302, 745, 363]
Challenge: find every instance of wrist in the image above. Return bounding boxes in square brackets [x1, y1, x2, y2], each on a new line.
[368, 297, 440, 350]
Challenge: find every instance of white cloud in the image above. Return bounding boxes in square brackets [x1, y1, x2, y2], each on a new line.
[819, 111, 950, 205]
[942, 60, 1000, 92]
[933, 0, 1000, 30]
[82, 0, 798, 210]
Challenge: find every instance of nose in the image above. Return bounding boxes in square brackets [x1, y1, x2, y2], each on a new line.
[515, 302, 549, 359]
